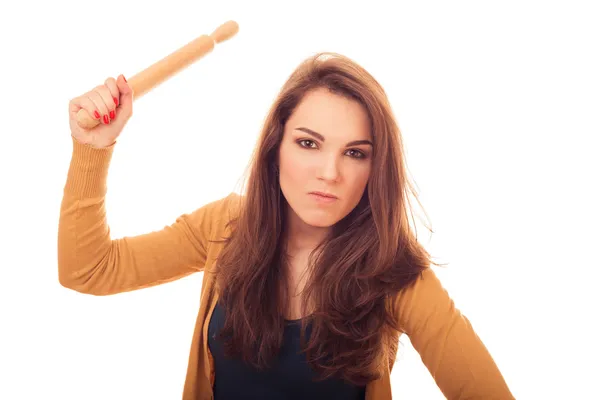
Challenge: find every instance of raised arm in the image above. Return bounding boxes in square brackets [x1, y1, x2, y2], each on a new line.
[395, 267, 514, 399]
[57, 137, 233, 296]
[58, 76, 234, 296]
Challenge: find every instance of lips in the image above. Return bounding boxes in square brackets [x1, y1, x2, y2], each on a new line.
[309, 191, 338, 199]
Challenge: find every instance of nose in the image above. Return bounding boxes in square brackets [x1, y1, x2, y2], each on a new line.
[317, 154, 341, 182]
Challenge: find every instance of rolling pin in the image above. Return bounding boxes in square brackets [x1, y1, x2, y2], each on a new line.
[76, 20, 239, 129]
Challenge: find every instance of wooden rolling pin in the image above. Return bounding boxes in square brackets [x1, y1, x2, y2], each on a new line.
[76, 20, 239, 129]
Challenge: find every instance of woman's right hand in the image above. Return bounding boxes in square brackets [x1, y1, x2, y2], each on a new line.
[69, 74, 134, 148]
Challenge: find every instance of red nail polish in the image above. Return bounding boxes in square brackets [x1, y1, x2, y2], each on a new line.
[109, 110, 115, 120]
[94, 110, 100, 119]
[103, 115, 109, 124]
[113, 97, 118, 106]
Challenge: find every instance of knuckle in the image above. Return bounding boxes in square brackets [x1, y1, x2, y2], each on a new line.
[83, 99, 98, 116]
[89, 94, 107, 113]
[101, 87, 116, 106]
[93, 87, 114, 109]
[104, 78, 118, 95]
[94, 85, 107, 95]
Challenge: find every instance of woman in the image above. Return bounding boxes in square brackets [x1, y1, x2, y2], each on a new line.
[58, 52, 514, 399]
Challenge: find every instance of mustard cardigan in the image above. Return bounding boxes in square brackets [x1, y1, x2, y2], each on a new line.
[58, 136, 514, 399]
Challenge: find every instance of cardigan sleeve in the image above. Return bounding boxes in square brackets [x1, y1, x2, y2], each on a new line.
[395, 267, 515, 399]
[57, 136, 236, 296]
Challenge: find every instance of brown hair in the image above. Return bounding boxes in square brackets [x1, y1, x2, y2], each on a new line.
[212, 52, 445, 386]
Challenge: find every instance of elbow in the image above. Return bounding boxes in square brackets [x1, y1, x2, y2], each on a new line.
[57, 263, 77, 290]
[57, 264, 103, 296]
[58, 268, 88, 294]
[57, 247, 109, 296]
[58, 275, 107, 296]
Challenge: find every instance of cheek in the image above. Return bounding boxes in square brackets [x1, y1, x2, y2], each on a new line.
[347, 165, 370, 192]
[279, 146, 316, 188]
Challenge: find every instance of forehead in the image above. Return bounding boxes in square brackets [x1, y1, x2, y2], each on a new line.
[286, 88, 371, 142]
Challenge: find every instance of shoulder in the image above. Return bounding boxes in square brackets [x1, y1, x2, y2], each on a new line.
[221, 191, 243, 222]
[178, 192, 243, 242]
[193, 191, 243, 231]
[393, 266, 454, 333]
[206, 191, 243, 219]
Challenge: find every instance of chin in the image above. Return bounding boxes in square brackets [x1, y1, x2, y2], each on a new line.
[297, 209, 340, 228]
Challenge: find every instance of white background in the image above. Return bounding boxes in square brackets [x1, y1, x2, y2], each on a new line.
[1, 0, 598, 398]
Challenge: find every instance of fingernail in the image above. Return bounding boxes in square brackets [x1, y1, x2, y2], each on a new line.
[123, 75, 127, 83]
[103, 115, 109, 124]
[94, 110, 100, 119]
[109, 110, 115, 120]
[113, 97, 119, 106]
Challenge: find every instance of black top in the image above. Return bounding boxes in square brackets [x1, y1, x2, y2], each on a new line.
[208, 301, 366, 400]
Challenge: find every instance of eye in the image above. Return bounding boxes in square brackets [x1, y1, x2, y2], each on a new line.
[296, 139, 367, 159]
[346, 149, 366, 159]
[297, 139, 317, 148]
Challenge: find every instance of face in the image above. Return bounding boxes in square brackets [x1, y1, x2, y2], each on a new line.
[277, 87, 372, 230]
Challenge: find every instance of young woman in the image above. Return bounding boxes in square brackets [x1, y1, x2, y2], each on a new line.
[59, 52, 514, 399]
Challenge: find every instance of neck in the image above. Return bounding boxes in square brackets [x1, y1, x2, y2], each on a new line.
[283, 205, 330, 255]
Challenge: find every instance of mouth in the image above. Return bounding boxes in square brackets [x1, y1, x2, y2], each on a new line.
[308, 191, 338, 200]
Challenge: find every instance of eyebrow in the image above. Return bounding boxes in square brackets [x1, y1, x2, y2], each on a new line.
[295, 127, 373, 147]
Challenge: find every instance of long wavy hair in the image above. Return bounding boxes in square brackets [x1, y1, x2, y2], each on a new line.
[212, 52, 444, 386]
